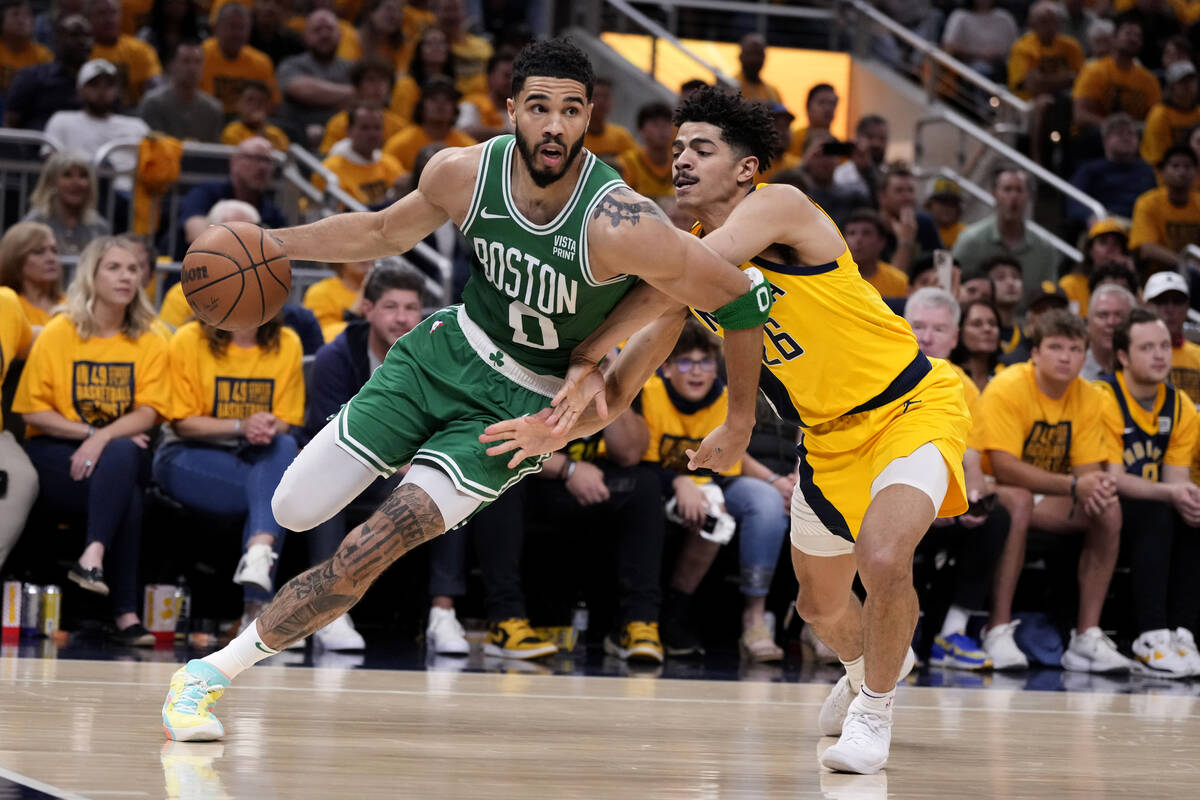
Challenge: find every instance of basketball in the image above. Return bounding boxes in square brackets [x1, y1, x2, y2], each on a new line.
[180, 221, 291, 331]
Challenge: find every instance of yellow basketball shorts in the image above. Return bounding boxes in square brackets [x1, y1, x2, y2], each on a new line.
[790, 358, 970, 555]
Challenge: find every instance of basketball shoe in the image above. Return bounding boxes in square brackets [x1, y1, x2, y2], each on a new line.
[603, 621, 664, 664]
[819, 692, 893, 774]
[981, 621, 1029, 670]
[1061, 627, 1133, 673]
[162, 660, 230, 741]
[314, 614, 365, 652]
[1132, 629, 1192, 679]
[819, 647, 915, 737]
[930, 632, 993, 670]
[484, 618, 558, 659]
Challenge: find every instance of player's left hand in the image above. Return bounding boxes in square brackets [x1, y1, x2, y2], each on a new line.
[686, 423, 752, 474]
[480, 408, 570, 468]
[546, 356, 607, 435]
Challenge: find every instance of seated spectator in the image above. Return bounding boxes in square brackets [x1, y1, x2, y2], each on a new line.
[248, 0, 306, 67]
[1143, 270, 1200, 404]
[12, 236, 170, 646]
[877, 164, 942, 276]
[1089, 259, 1141, 299]
[1001, 284, 1072, 366]
[617, 102, 675, 202]
[757, 102, 801, 182]
[23, 151, 111, 257]
[4, 13, 91, 130]
[1121, 0, 1182, 72]
[906, 288, 1010, 670]
[1062, 0, 1099, 57]
[319, 57, 404, 154]
[941, 0, 1019, 84]
[1141, 60, 1200, 169]
[0, 0, 52, 98]
[649, 323, 790, 662]
[434, 0, 490, 95]
[0, 221, 65, 327]
[154, 314, 304, 630]
[383, 75, 475, 173]
[978, 309, 1130, 674]
[953, 165, 1058, 304]
[457, 49, 513, 142]
[1098, 308, 1200, 678]
[137, 38, 225, 143]
[1086, 17, 1116, 62]
[356, 0, 408, 72]
[734, 33, 780, 103]
[303, 257, 370, 340]
[787, 82, 837, 159]
[984, 254, 1025, 357]
[282, 0, 361, 63]
[221, 80, 290, 151]
[389, 24, 455, 125]
[44, 58, 149, 191]
[201, 3, 277, 117]
[950, 298, 1002, 392]
[834, 114, 887, 204]
[843, 208, 909, 299]
[137, 0, 204, 68]
[583, 76, 635, 166]
[1080, 283, 1135, 380]
[87, 0, 161, 107]
[1008, 1, 1085, 164]
[1073, 16, 1161, 139]
[0, 286, 37, 573]
[275, 9, 353, 148]
[925, 178, 965, 249]
[1129, 145, 1200, 273]
[315, 106, 403, 208]
[958, 269, 994, 306]
[1059, 218, 1134, 316]
[1068, 114, 1157, 236]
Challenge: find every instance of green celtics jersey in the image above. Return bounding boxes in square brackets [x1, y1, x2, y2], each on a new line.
[459, 134, 636, 374]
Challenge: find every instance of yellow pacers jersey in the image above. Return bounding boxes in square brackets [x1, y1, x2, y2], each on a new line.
[638, 373, 741, 480]
[12, 314, 170, 437]
[1096, 371, 1197, 480]
[166, 321, 305, 425]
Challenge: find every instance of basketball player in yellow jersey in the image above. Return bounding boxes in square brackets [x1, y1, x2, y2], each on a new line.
[483, 87, 971, 775]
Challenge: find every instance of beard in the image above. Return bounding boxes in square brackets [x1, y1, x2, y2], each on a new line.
[514, 125, 585, 188]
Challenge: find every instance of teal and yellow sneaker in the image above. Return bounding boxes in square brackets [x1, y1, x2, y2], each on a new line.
[162, 660, 231, 741]
[931, 632, 993, 671]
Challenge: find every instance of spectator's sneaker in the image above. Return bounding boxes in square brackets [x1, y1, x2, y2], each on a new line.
[484, 618, 557, 660]
[162, 660, 230, 741]
[232, 543, 277, 594]
[68, 562, 109, 596]
[603, 621, 664, 664]
[1132, 628, 1192, 679]
[426, 606, 470, 656]
[818, 647, 915, 737]
[930, 632, 993, 670]
[110, 623, 155, 647]
[981, 621, 1029, 670]
[740, 623, 784, 663]
[819, 694, 893, 775]
[1173, 628, 1200, 677]
[660, 613, 705, 657]
[314, 614, 365, 652]
[1062, 627, 1134, 674]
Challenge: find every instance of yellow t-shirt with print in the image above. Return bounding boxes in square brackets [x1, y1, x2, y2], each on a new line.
[0, 40, 51, 95]
[313, 152, 404, 207]
[1072, 56, 1162, 121]
[1128, 186, 1200, 254]
[638, 373, 742, 480]
[221, 120, 290, 152]
[584, 123, 637, 159]
[0, 288, 34, 434]
[1095, 370, 1197, 479]
[977, 361, 1109, 473]
[12, 314, 170, 437]
[165, 320, 304, 426]
[302, 276, 359, 332]
[616, 147, 674, 200]
[1140, 104, 1200, 168]
[1007, 32, 1085, 100]
[91, 35, 162, 107]
[383, 126, 476, 172]
[16, 293, 64, 327]
[320, 109, 408, 154]
[200, 38, 278, 115]
[1171, 340, 1200, 407]
[862, 261, 909, 299]
[159, 283, 193, 331]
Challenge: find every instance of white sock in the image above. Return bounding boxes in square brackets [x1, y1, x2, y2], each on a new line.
[939, 605, 970, 639]
[841, 654, 865, 694]
[858, 684, 895, 716]
[202, 618, 278, 680]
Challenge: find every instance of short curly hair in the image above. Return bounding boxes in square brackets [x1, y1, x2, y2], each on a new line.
[674, 85, 779, 172]
[511, 37, 594, 100]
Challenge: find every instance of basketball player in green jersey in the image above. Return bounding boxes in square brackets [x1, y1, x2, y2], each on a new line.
[162, 38, 773, 741]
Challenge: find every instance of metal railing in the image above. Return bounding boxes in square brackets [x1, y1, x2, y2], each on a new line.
[604, 0, 738, 88]
[0, 129, 59, 226]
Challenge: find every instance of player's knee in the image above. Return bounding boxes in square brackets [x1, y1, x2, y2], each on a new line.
[794, 583, 845, 626]
[271, 480, 327, 532]
[855, 540, 911, 589]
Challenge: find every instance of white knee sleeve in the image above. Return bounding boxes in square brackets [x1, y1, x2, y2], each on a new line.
[271, 418, 378, 532]
[401, 464, 482, 531]
[870, 442, 949, 509]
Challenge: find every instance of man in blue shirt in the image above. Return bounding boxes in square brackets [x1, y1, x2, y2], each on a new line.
[1068, 113, 1157, 233]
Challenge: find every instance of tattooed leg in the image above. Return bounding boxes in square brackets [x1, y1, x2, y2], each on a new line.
[257, 482, 446, 650]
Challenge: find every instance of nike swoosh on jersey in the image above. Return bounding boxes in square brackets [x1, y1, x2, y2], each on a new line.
[479, 207, 508, 219]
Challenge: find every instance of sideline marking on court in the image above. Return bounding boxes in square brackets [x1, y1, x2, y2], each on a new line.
[0, 765, 91, 800]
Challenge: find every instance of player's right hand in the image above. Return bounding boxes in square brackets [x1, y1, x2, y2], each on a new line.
[546, 357, 607, 435]
[480, 408, 570, 468]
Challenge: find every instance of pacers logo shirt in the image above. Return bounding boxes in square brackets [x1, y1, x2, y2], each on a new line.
[638, 373, 742, 481]
[12, 314, 170, 436]
[1095, 370, 1197, 481]
[977, 361, 1109, 474]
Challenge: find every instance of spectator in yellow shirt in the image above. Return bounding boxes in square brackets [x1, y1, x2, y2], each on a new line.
[583, 76, 636, 167]
[735, 33, 780, 103]
[319, 57, 404, 154]
[314, 105, 404, 209]
[356, 0, 409, 72]
[0, 221, 65, 328]
[383, 75, 475, 172]
[1008, 1, 1084, 164]
[389, 25, 456, 124]
[202, 3, 278, 115]
[457, 49, 514, 142]
[12, 237, 171, 647]
[434, 0, 490, 95]
[304, 258, 371, 341]
[221, 79, 290, 151]
[1073, 16, 1161, 137]
[616, 102, 675, 201]
[0, 0, 51, 96]
[1140, 60, 1200, 168]
[925, 178, 966, 249]
[844, 208, 910, 298]
[87, 0, 161, 106]
[0, 286, 37, 573]
[787, 83, 838, 159]
[1128, 145, 1200, 272]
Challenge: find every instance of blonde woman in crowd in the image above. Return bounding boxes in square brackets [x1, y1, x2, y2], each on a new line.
[23, 151, 112, 256]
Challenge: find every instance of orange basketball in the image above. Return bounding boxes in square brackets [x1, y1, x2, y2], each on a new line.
[180, 222, 291, 331]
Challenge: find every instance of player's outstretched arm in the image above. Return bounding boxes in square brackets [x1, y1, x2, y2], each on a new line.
[270, 146, 477, 262]
[697, 183, 848, 268]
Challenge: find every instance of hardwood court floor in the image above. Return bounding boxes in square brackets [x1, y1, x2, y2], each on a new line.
[1, 657, 1199, 799]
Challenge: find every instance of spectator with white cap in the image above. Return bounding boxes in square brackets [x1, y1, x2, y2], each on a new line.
[1143, 270, 1200, 405]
